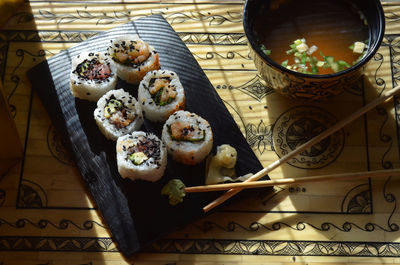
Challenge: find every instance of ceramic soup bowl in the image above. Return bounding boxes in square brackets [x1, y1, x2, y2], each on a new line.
[243, 0, 385, 100]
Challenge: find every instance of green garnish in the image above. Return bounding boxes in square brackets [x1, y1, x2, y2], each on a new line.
[260, 44, 271, 56]
[300, 52, 307, 64]
[161, 179, 186, 206]
[321, 55, 351, 73]
[352, 52, 366, 65]
[338, 60, 350, 68]
[265, 38, 365, 74]
[310, 65, 318, 74]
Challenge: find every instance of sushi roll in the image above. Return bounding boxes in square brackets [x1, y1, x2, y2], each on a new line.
[108, 35, 160, 85]
[94, 89, 143, 141]
[116, 131, 167, 182]
[161, 110, 213, 165]
[138, 70, 185, 122]
[70, 51, 117, 101]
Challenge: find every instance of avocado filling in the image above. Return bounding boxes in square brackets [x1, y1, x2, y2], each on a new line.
[126, 136, 161, 166]
[128, 151, 149, 165]
[104, 98, 123, 119]
[103, 95, 135, 129]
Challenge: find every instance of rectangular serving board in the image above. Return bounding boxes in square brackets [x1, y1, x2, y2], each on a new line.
[27, 15, 266, 258]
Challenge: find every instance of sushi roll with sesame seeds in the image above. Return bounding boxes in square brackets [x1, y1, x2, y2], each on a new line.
[161, 110, 213, 165]
[70, 51, 117, 101]
[138, 70, 185, 122]
[108, 35, 160, 85]
[94, 89, 143, 141]
[116, 131, 167, 182]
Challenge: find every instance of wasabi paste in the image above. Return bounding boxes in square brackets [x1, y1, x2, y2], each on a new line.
[161, 179, 186, 206]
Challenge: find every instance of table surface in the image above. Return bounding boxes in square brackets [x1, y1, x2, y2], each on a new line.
[1, 0, 400, 264]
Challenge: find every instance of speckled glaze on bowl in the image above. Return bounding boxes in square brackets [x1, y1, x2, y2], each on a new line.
[243, 0, 385, 100]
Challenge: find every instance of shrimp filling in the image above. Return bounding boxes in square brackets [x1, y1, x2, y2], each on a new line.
[104, 96, 135, 129]
[111, 39, 151, 66]
[127, 136, 161, 165]
[148, 77, 177, 106]
[167, 121, 205, 142]
[75, 58, 111, 80]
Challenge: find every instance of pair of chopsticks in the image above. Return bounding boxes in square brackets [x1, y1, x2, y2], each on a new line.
[185, 168, 400, 192]
[186, 85, 400, 213]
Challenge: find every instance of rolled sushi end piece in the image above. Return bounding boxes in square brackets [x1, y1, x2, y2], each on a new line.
[94, 89, 144, 141]
[108, 35, 160, 85]
[116, 131, 167, 182]
[138, 70, 185, 122]
[70, 51, 117, 101]
[162, 110, 213, 165]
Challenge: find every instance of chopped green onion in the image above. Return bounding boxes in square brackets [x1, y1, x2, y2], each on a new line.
[310, 65, 319, 74]
[330, 62, 339, 72]
[260, 44, 271, 56]
[294, 39, 303, 45]
[352, 52, 365, 65]
[286, 49, 295, 54]
[273, 38, 363, 74]
[323, 56, 339, 72]
[308, 56, 318, 65]
[337, 60, 350, 72]
[300, 52, 307, 64]
[324, 56, 335, 65]
[337, 60, 350, 68]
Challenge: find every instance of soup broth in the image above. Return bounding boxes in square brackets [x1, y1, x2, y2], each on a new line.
[253, 0, 370, 75]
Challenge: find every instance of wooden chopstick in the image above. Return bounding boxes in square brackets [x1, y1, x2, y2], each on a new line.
[185, 168, 400, 193]
[202, 85, 400, 213]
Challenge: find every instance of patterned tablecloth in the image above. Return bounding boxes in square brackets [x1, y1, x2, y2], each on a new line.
[1, 0, 400, 264]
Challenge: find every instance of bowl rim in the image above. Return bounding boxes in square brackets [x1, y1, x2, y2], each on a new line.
[243, 0, 386, 80]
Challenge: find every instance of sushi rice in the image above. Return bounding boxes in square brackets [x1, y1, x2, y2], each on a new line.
[70, 51, 117, 101]
[108, 35, 160, 85]
[116, 131, 167, 182]
[161, 110, 213, 165]
[94, 89, 143, 141]
[138, 70, 185, 122]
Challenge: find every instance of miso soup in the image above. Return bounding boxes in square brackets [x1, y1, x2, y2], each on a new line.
[253, 0, 370, 75]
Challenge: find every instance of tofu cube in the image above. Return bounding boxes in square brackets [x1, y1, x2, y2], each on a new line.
[353, 42, 365, 54]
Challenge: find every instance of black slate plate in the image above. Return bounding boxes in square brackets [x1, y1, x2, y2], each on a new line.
[27, 15, 266, 258]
